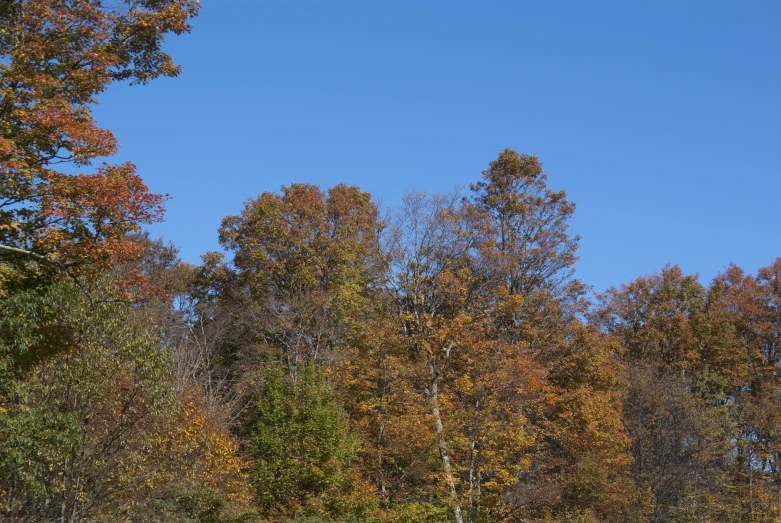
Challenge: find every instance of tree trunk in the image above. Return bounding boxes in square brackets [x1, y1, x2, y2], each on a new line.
[467, 398, 480, 523]
[430, 373, 464, 523]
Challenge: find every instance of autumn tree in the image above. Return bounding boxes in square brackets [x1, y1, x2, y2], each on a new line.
[520, 326, 632, 522]
[596, 265, 746, 522]
[0, 2, 202, 442]
[462, 150, 630, 522]
[372, 181, 568, 523]
[334, 313, 437, 511]
[596, 265, 706, 366]
[469, 149, 578, 295]
[383, 190, 484, 523]
[333, 149, 589, 523]
[216, 183, 382, 379]
[196, 184, 385, 519]
[706, 260, 781, 521]
[467, 148, 581, 347]
[0, 0, 198, 277]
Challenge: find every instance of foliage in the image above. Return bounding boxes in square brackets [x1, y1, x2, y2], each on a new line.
[0, 277, 254, 522]
[0, 12, 778, 517]
[0, 0, 199, 276]
[0, 278, 172, 520]
[215, 183, 382, 380]
[240, 366, 370, 520]
[4, 2, 781, 522]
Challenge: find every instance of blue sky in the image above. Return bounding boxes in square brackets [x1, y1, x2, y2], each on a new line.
[92, 1, 780, 293]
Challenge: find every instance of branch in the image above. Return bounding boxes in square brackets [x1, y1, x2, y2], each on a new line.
[0, 244, 61, 267]
[0, 244, 96, 303]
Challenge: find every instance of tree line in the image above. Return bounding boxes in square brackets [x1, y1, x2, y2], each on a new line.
[1, 2, 780, 522]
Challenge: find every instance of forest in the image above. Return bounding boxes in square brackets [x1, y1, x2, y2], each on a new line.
[1, 2, 780, 522]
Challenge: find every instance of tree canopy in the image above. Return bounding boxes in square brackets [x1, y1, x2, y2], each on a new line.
[1, 3, 779, 523]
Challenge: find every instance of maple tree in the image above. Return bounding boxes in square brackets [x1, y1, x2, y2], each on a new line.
[0, 0, 198, 276]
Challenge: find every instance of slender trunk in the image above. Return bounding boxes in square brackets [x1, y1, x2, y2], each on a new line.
[69, 473, 81, 523]
[378, 452, 387, 503]
[376, 344, 390, 505]
[377, 423, 388, 504]
[60, 456, 69, 523]
[467, 398, 480, 523]
[430, 373, 464, 523]
[749, 468, 754, 521]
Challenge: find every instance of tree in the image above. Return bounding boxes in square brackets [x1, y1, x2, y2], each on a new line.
[708, 260, 781, 521]
[0, 274, 256, 522]
[383, 190, 481, 523]
[334, 314, 437, 509]
[596, 265, 705, 366]
[528, 327, 633, 522]
[379, 188, 553, 523]
[468, 148, 579, 301]
[0, 0, 199, 276]
[239, 366, 369, 520]
[0, 10, 204, 507]
[596, 265, 745, 522]
[217, 183, 382, 379]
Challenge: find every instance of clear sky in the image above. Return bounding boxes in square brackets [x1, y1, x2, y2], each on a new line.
[91, 1, 781, 293]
